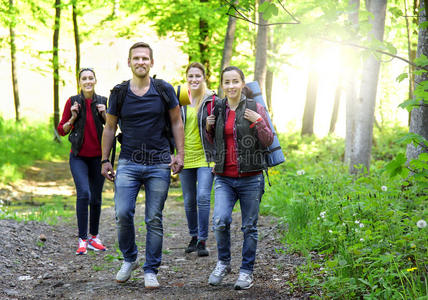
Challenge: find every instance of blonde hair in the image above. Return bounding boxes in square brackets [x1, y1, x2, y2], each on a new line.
[186, 62, 207, 111]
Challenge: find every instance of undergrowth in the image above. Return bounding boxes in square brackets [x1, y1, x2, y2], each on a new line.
[261, 125, 427, 299]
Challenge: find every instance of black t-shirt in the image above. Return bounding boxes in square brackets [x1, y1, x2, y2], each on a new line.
[107, 78, 179, 164]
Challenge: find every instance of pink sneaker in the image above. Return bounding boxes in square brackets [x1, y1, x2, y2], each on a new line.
[88, 235, 107, 251]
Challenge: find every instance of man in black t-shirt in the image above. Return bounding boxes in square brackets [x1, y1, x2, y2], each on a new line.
[101, 42, 184, 289]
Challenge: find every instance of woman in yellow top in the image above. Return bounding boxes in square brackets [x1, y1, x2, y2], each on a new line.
[180, 62, 219, 256]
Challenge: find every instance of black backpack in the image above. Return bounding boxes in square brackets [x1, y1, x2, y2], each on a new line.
[110, 78, 175, 167]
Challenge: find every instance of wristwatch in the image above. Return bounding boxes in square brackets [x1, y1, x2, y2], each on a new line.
[101, 159, 110, 165]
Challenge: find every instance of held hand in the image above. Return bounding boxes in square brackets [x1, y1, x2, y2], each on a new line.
[206, 115, 216, 128]
[169, 154, 184, 175]
[244, 108, 261, 123]
[101, 162, 115, 182]
[71, 102, 80, 119]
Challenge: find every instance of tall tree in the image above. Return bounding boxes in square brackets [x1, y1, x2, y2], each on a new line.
[406, 0, 428, 161]
[72, 0, 80, 90]
[199, 0, 210, 82]
[9, 0, 20, 122]
[344, 0, 360, 165]
[329, 74, 343, 134]
[348, 0, 387, 174]
[53, 0, 61, 140]
[253, 0, 269, 94]
[301, 52, 319, 136]
[218, 10, 237, 97]
[266, 26, 274, 115]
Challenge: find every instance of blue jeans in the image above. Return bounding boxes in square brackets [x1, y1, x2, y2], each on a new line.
[179, 167, 214, 241]
[69, 153, 105, 240]
[114, 159, 170, 274]
[212, 174, 265, 273]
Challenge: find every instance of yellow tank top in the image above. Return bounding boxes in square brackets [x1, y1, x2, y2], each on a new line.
[183, 106, 212, 169]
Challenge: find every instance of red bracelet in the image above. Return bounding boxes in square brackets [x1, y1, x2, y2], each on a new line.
[250, 117, 263, 128]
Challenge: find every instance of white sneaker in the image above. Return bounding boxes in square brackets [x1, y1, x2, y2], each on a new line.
[144, 272, 160, 289]
[234, 271, 253, 290]
[208, 261, 231, 286]
[116, 260, 139, 283]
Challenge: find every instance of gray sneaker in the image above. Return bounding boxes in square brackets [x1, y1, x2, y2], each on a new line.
[144, 272, 160, 289]
[116, 260, 139, 283]
[208, 261, 231, 286]
[234, 272, 253, 290]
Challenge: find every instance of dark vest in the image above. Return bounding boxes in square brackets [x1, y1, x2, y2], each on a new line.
[213, 97, 267, 174]
[68, 92, 107, 155]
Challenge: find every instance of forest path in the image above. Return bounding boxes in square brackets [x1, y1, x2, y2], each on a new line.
[0, 160, 309, 299]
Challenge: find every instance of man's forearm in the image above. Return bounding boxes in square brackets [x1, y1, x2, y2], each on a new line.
[101, 127, 116, 160]
[172, 120, 184, 156]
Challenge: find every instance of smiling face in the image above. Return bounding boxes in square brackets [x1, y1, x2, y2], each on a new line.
[79, 70, 96, 94]
[221, 70, 245, 102]
[187, 67, 205, 92]
[128, 47, 153, 79]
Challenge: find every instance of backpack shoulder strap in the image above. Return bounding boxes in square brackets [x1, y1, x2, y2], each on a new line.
[110, 80, 129, 119]
[246, 98, 257, 112]
[153, 78, 172, 108]
[70, 94, 82, 105]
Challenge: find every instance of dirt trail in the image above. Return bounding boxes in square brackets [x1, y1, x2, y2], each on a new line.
[0, 161, 308, 299]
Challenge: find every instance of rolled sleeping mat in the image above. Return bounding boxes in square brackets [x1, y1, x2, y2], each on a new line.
[246, 81, 285, 167]
[175, 84, 191, 106]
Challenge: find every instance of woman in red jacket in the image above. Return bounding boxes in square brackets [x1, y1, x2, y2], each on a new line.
[206, 66, 273, 290]
[57, 68, 107, 255]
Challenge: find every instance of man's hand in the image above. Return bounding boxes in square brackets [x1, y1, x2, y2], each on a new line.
[101, 161, 115, 182]
[169, 153, 184, 175]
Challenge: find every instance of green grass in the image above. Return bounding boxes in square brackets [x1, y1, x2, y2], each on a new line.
[261, 126, 427, 299]
[0, 116, 70, 183]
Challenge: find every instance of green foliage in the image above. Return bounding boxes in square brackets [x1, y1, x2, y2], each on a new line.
[0, 116, 70, 183]
[261, 127, 427, 298]
[0, 196, 74, 224]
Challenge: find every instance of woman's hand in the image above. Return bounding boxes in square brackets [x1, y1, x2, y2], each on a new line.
[96, 104, 107, 120]
[96, 104, 106, 114]
[70, 102, 80, 119]
[244, 108, 261, 123]
[206, 115, 216, 129]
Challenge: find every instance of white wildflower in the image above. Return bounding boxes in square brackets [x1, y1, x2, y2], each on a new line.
[360, 238, 364, 242]
[317, 217, 320, 220]
[320, 211, 326, 219]
[359, 223, 365, 228]
[381, 186, 387, 191]
[297, 170, 305, 176]
[416, 220, 427, 229]
[355, 220, 360, 224]
[328, 230, 333, 234]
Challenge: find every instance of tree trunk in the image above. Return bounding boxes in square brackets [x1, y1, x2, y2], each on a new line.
[253, 0, 268, 95]
[199, 0, 210, 84]
[218, 10, 237, 97]
[72, 1, 80, 91]
[329, 75, 342, 134]
[266, 69, 273, 114]
[9, 0, 20, 122]
[344, 0, 360, 164]
[349, 0, 386, 174]
[266, 26, 273, 115]
[53, 0, 61, 141]
[301, 54, 319, 136]
[404, 0, 415, 102]
[406, 0, 428, 161]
